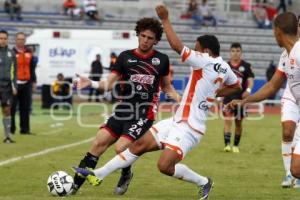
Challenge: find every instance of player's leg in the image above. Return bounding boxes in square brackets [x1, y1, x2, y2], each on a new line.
[291, 140, 300, 183]
[72, 117, 121, 193]
[291, 124, 300, 188]
[1, 89, 14, 143]
[233, 118, 243, 153]
[73, 118, 172, 187]
[114, 118, 154, 195]
[157, 122, 213, 200]
[280, 99, 299, 187]
[223, 112, 233, 152]
[94, 130, 160, 179]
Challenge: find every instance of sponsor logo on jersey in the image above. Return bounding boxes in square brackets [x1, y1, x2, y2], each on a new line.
[239, 66, 245, 72]
[198, 101, 209, 111]
[151, 57, 160, 66]
[214, 63, 227, 74]
[130, 74, 155, 84]
[7, 52, 11, 57]
[128, 59, 137, 63]
[136, 85, 142, 91]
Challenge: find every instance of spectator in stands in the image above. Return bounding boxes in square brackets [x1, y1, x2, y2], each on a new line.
[63, 0, 77, 15]
[253, 0, 272, 29]
[52, 73, 72, 110]
[63, 0, 84, 20]
[4, 0, 22, 20]
[199, 0, 217, 26]
[82, 0, 101, 21]
[277, 0, 287, 13]
[190, 0, 217, 28]
[11, 32, 37, 135]
[88, 54, 103, 102]
[181, 0, 198, 19]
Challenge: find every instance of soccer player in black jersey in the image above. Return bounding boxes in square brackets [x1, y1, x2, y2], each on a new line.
[222, 43, 254, 153]
[73, 17, 180, 195]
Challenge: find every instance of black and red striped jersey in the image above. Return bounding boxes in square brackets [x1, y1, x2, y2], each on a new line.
[111, 49, 170, 120]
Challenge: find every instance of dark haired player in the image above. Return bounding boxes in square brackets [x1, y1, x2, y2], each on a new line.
[226, 12, 300, 188]
[73, 17, 180, 195]
[222, 42, 254, 153]
[73, 5, 241, 200]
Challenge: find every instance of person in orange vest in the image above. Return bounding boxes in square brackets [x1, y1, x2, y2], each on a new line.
[11, 32, 36, 134]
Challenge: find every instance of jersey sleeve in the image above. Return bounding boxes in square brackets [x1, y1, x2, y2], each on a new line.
[180, 46, 210, 69]
[277, 51, 286, 73]
[246, 64, 255, 78]
[162, 56, 170, 76]
[110, 52, 124, 76]
[224, 66, 239, 87]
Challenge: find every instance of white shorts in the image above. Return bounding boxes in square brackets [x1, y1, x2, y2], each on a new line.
[293, 139, 300, 156]
[150, 118, 202, 159]
[281, 98, 300, 123]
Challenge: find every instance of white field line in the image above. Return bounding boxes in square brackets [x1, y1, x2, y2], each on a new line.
[0, 137, 94, 167]
[40, 128, 65, 136]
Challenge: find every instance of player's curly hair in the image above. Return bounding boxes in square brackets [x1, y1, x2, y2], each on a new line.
[135, 18, 163, 41]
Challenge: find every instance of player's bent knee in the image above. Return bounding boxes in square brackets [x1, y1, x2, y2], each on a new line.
[91, 138, 110, 154]
[282, 129, 294, 141]
[129, 140, 148, 156]
[114, 145, 128, 154]
[157, 161, 173, 176]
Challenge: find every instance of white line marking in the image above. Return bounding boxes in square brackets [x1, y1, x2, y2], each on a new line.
[41, 128, 65, 136]
[0, 137, 94, 167]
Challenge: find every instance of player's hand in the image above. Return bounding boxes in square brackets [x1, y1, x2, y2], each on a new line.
[74, 74, 92, 90]
[156, 4, 169, 20]
[242, 91, 250, 99]
[12, 86, 17, 96]
[225, 99, 242, 111]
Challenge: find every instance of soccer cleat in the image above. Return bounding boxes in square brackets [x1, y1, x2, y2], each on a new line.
[71, 166, 102, 186]
[198, 177, 214, 200]
[114, 172, 133, 195]
[69, 184, 79, 195]
[293, 178, 300, 188]
[281, 174, 293, 188]
[223, 145, 231, 152]
[3, 137, 15, 143]
[232, 146, 239, 153]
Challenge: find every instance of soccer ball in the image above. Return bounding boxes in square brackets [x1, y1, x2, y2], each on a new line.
[47, 171, 75, 196]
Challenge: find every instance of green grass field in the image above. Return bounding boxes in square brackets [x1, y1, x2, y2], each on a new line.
[0, 102, 299, 200]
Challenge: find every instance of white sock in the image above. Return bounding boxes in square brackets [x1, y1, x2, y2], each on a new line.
[173, 163, 208, 186]
[93, 149, 139, 179]
[282, 141, 292, 176]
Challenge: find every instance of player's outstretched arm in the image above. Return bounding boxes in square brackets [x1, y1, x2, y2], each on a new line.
[156, 4, 183, 55]
[75, 73, 119, 92]
[227, 71, 285, 110]
[161, 75, 181, 103]
[242, 71, 285, 105]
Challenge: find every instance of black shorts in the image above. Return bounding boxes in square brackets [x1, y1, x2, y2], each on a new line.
[0, 86, 12, 106]
[101, 116, 154, 141]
